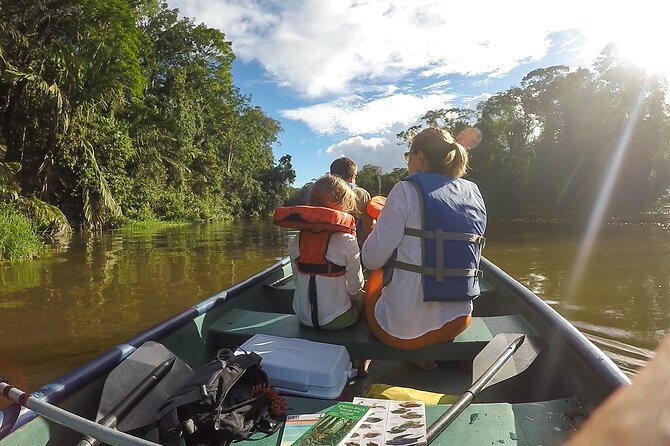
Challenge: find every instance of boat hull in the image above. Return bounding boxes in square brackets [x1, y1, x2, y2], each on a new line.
[0, 257, 628, 445]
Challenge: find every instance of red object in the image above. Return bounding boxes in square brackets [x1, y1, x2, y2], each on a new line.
[366, 196, 386, 219]
[274, 205, 356, 233]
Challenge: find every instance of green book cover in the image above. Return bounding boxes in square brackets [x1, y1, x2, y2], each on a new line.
[291, 402, 371, 446]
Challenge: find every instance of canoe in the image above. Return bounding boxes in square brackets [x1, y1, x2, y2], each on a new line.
[0, 256, 629, 445]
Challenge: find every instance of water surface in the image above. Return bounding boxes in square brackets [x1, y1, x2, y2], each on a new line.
[0, 218, 667, 396]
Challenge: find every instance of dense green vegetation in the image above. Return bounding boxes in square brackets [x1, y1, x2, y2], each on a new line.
[2, 1, 669, 260]
[470, 47, 669, 217]
[0, 0, 295, 234]
[293, 46, 670, 219]
[0, 204, 42, 260]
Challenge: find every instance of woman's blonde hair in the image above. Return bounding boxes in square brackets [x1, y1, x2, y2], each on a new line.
[308, 174, 357, 213]
[410, 127, 469, 177]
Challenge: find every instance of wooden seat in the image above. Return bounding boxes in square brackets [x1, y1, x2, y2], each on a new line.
[207, 308, 535, 361]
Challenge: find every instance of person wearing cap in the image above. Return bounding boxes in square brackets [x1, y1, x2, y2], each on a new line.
[330, 157, 373, 246]
[362, 127, 487, 371]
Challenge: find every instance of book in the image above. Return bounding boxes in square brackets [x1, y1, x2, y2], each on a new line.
[280, 414, 325, 446]
[291, 402, 371, 446]
[341, 398, 427, 446]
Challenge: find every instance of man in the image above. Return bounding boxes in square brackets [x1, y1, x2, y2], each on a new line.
[330, 157, 372, 246]
[456, 127, 482, 150]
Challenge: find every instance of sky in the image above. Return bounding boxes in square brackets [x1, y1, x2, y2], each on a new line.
[166, 0, 668, 186]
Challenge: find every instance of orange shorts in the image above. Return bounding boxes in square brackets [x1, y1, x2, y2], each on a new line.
[364, 269, 472, 350]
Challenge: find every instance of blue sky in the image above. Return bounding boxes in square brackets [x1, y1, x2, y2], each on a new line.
[167, 0, 666, 186]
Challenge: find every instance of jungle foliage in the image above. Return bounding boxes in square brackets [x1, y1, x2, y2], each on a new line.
[319, 46, 670, 219]
[0, 0, 295, 234]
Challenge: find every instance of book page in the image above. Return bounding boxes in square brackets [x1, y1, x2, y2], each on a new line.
[344, 398, 427, 446]
[280, 414, 324, 446]
[292, 402, 371, 446]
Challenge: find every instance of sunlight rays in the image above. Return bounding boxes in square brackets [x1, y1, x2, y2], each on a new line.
[563, 77, 652, 303]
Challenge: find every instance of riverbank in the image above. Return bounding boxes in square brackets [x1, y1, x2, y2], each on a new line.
[0, 206, 42, 261]
[0, 210, 190, 262]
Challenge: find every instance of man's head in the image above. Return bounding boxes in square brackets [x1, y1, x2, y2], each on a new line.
[456, 127, 482, 150]
[329, 157, 357, 183]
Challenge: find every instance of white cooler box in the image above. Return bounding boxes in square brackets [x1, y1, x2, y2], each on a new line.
[238, 334, 356, 399]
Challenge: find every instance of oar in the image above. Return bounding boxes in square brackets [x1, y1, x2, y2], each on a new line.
[426, 332, 542, 444]
[0, 380, 159, 446]
[1, 341, 192, 446]
[90, 341, 192, 434]
[75, 357, 176, 446]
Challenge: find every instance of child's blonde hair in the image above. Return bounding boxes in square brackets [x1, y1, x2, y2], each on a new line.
[308, 174, 356, 213]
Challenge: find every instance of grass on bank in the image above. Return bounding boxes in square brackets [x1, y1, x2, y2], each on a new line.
[0, 206, 42, 261]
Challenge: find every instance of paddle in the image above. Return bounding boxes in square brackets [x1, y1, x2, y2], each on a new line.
[92, 341, 192, 433]
[0, 380, 160, 446]
[426, 332, 542, 444]
[1, 341, 192, 446]
[75, 357, 175, 446]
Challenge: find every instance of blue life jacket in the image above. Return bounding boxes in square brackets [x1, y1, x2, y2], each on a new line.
[390, 172, 487, 302]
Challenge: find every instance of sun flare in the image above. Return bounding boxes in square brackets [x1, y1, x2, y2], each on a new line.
[585, 12, 670, 81]
[615, 34, 670, 79]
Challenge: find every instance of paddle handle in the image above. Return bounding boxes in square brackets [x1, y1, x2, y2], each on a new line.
[76, 357, 176, 446]
[425, 335, 525, 445]
[425, 392, 474, 441]
[0, 382, 160, 446]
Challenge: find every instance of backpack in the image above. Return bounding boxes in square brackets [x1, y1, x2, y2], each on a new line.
[154, 349, 286, 446]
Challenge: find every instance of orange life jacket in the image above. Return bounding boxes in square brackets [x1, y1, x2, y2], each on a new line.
[273, 206, 356, 328]
[366, 195, 387, 220]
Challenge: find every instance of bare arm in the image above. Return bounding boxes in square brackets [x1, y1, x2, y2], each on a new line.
[566, 335, 670, 446]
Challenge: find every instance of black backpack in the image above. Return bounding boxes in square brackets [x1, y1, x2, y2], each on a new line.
[153, 349, 285, 446]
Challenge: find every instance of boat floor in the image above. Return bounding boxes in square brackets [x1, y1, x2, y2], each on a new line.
[205, 309, 585, 445]
[264, 394, 582, 446]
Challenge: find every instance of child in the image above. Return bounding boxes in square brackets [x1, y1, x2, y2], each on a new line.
[285, 175, 364, 329]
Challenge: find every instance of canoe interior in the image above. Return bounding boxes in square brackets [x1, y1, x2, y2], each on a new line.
[0, 258, 627, 445]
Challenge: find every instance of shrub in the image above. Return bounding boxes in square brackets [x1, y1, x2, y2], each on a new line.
[0, 205, 43, 261]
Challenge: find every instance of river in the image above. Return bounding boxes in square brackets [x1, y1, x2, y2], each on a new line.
[0, 218, 668, 397]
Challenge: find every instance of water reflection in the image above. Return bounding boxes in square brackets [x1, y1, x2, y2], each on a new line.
[0, 218, 667, 393]
[485, 220, 668, 374]
[0, 220, 292, 393]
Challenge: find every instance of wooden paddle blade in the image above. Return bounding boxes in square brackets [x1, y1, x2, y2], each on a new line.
[472, 333, 542, 389]
[98, 341, 192, 432]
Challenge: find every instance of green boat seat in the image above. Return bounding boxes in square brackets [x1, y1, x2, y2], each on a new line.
[207, 309, 535, 361]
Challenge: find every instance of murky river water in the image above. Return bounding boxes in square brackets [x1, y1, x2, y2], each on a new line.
[0, 218, 668, 398]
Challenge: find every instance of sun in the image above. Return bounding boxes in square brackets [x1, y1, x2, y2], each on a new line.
[581, 9, 670, 82]
[615, 34, 670, 80]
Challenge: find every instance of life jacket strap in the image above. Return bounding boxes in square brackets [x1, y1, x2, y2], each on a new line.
[404, 228, 486, 245]
[297, 262, 347, 275]
[389, 259, 483, 281]
[308, 275, 320, 329]
[404, 228, 484, 282]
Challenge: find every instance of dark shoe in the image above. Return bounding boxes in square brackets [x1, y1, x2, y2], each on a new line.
[412, 360, 438, 372]
[352, 359, 372, 377]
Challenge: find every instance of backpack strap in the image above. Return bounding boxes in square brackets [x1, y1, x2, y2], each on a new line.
[155, 351, 264, 432]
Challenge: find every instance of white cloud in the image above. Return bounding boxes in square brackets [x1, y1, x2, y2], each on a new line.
[463, 93, 491, 110]
[170, 0, 576, 97]
[325, 129, 409, 174]
[167, 0, 670, 185]
[279, 92, 456, 135]
[171, 0, 667, 99]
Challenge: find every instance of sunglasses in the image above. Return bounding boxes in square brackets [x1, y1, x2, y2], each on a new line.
[403, 151, 412, 161]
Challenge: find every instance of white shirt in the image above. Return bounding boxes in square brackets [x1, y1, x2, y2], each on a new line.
[289, 232, 364, 327]
[362, 181, 473, 339]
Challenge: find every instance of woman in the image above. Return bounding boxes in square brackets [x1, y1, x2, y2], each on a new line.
[361, 127, 486, 370]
